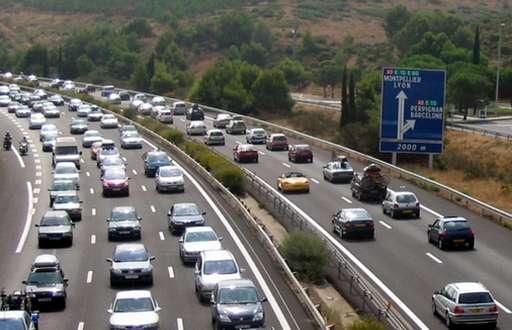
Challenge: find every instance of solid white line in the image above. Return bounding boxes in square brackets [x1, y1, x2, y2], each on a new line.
[150, 205, 156, 213]
[91, 235, 96, 245]
[159, 231, 165, 241]
[15, 182, 33, 253]
[86, 271, 93, 283]
[91, 208, 96, 216]
[282, 162, 291, 168]
[175, 164, 290, 329]
[168, 266, 175, 278]
[90, 188, 94, 194]
[177, 318, 184, 330]
[425, 253, 443, 264]
[341, 196, 352, 204]
[132, 169, 138, 175]
[142, 138, 158, 151]
[77, 322, 84, 330]
[495, 300, 512, 314]
[86, 171, 90, 177]
[141, 185, 147, 191]
[246, 169, 427, 330]
[12, 146, 26, 168]
[379, 220, 392, 229]
[310, 178, 319, 184]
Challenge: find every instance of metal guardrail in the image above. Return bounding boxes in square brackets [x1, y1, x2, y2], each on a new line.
[447, 122, 512, 141]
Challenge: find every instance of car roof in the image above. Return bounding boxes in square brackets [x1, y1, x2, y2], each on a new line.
[208, 129, 223, 133]
[201, 249, 234, 261]
[115, 243, 146, 254]
[158, 165, 180, 171]
[217, 279, 256, 289]
[55, 162, 76, 168]
[342, 208, 371, 218]
[270, 133, 285, 137]
[190, 121, 205, 125]
[185, 226, 215, 234]
[34, 254, 59, 266]
[101, 139, 115, 144]
[440, 216, 467, 222]
[115, 290, 152, 300]
[54, 191, 78, 197]
[0, 310, 27, 318]
[43, 210, 69, 217]
[450, 282, 489, 294]
[112, 206, 136, 213]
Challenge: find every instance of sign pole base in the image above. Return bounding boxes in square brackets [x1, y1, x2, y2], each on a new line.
[428, 154, 434, 170]
[391, 152, 397, 165]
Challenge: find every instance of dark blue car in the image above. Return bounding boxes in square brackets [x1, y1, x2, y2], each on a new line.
[428, 216, 475, 250]
[143, 151, 172, 177]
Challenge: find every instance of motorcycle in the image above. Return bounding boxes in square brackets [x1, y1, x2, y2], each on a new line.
[3, 139, 11, 150]
[19, 142, 28, 156]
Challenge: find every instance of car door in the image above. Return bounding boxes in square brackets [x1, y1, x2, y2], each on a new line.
[435, 285, 450, 311]
[194, 256, 202, 287]
[382, 191, 392, 212]
[429, 220, 441, 242]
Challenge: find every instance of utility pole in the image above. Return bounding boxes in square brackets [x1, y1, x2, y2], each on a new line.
[495, 23, 505, 104]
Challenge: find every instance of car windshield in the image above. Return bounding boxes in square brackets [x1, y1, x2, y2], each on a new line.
[112, 209, 137, 221]
[84, 131, 100, 138]
[72, 120, 86, 125]
[239, 145, 255, 152]
[41, 216, 69, 226]
[285, 172, 304, 178]
[103, 157, 124, 166]
[174, 204, 200, 216]
[331, 161, 350, 169]
[56, 166, 77, 174]
[41, 125, 57, 132]
[160, 168, 181, 177]
[252, 129, 265, 135]
[79, 106, 91, 111]
[27, 271, 63, 285]
[396, 194, 417, 203]
[210, 131, 223, 137]
[114, 298, 153, 313]
[459, 292, 493, 304]
[101, 148, 118, 156]
[0, 318, 25, 329]
[104, 171, 126, 180]
[103, 115, 115, 120]
[344, 210, 371, 220]
[185, 231, 217, 243]
[55, 146, 78, 155]
[123, 132, 139, 138]
[274, 136, 286, 141]
[218, 287, 258, 304]
[114, 249, 148, 262]
[148, 154, 169, 163]
[296, 145, 310, 151]
[54, 195, 79, 204]
[51, 181, 75, 190]
[204, 260, 237, 275]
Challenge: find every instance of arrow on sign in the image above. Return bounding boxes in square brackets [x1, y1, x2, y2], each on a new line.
[395, 91, 415, 140]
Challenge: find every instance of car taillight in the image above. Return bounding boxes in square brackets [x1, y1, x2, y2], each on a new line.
[368, 222, 374, 228]
[489, 305, 498, 313]
[454, 306, 465, 314]
[469, 229, 475, 236]
[439, 230, 447, 237]
[393, 203, 399, 208]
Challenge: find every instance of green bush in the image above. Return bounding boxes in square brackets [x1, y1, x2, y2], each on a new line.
[159, 128, 184, 145]
[123, 107, 137, 120]
[213, 165, 247, 195]
[279, 232, 328, 284]
[348, 317, 387, 330]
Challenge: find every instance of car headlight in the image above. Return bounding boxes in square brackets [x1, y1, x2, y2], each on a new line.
[218, 314, 231, 322]
[39, 233, 47, 238]
[109, 228, 116, 232]
[253, 311, 264, 321]
[52, 291, 65, 296]
[64, 232, 72, 236]
[112, 268, 123, 274]
[142, 266, 153, 272]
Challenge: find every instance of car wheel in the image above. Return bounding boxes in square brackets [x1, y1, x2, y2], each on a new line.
[432, 300, 437, 316]
[438, 238, 445, 250]
[60, 298, 66, 310]
[445, 311, 453, 329]
[390, 210, 396, 219]
[309, 157, 313, 163]
[156, 184, 160, 192]
[415, 211, 420, 219]
[110, 277, 117, 287]
[108, 234, 113, 241]
[340, 230, 346, 240]
[147, 276, 154, 286]
[428, 233, 433, 244]
[468, 242, 474, 250]
[305, 188, 310, 193]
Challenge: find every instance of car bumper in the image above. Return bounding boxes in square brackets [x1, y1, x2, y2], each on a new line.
[157, 183, 184, 192]
[269, 144, 287, 150]
[169, 221, 205, 233]
[328, 173, 353, 182]
[30, 293, 66, 306]
[122, 142, 143, 149]
[446, 237, 474, 247]
[39, 234, 72, 243]
[282, 184, 309, 192]
[103, 186, 129, 195]
[249, 137, 266, 144]
[180, 251, 200, 263]
[394, 207, 420, 216]
[451, 313, 498, 325]
[216, 318, 264, 329]
[71, 128, 87, 134]
[109, 229, 141, 240]
[111, 271, 152, 283]
[101, 123, 118, 128]
[206, 139, 225, 145]
[344, 227, 374, 237]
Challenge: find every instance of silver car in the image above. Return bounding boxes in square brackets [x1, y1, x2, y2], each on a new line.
[69, 118, 88, 134]
[179, 226, 222, 264]
[52, 191, 83, 221]
[15, 105, 31, 118]
[157, 109, 173, 123]
[107, 206, 142, 241]
[120, 131, 143, 149]
[322, 157, 354, 183]
[40, 124, 58, 142]
[138, 102, 153, 116]
[87, 107, 103, 121]
[82, 130, 103, 148]
[246, 128, 267, 144]
[23, 266, 68, 309]
[225, 120, 247, 135]
[107, 243, 155, 286]
[155, 165, 184, 193]
[68, 98, 82, 111]
[204, 129, 225, 146]
[432, 282, 498, 328]
[186, 121, 207, 135]
[53, 162, 79, 186]
[101, 114, 119, 128]
[382, 191, 420, 219]
[35, 210, 74, 247]
[43, 104, 60, 118]
[77, 104, 91, 117]
[100, 156, 126, 176]
[168, 202, 206, 234]
[213, 114, 232, 128]
[48, 179, 78, 206]
[172, 101, 187, 115]
[42, 132, 58, 152]
[29, 113, 46, 129]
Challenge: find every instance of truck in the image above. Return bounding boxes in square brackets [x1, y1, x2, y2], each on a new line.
[52, 137, 82, 169]
[350, 164, 389, 201]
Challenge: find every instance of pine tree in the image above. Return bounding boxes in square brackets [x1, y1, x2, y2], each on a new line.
[472, 25, 480, 65]
[340, 65, 348, 127]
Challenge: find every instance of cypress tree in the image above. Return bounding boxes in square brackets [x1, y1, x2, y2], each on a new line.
[57, 47, 63, 78]
[340, 65, 348, 127]
[348, 71, 356, 122]
[146, 53, 155, 81]
[472, 25, 480, 65]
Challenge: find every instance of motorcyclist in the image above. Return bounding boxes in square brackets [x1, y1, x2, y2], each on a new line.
[3, 132, 12, 150]
[19, 136, 28, 155]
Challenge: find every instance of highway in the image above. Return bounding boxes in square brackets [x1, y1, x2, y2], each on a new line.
[0, 101, 316, 329]
[84, 89, 512, 329]
[451, 119, 512, 138]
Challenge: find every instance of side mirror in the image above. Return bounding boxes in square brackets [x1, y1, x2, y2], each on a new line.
[79, 151, 82, 155]
[34, 224, 39, 227]
[106, 217, 111, 222]
[428, 224, 433, 228]
[194, 270, 200, 275]
[218, 236, 223, 241]
[106, 258, 113, 263]
[149, 256, 156, 261]
[261, 297, 268, 303]
[178, 238, 184, 243]
[137, 216, 142, 220]
[71, 223, 76, 227]
[79, 200, 83, 203]
[210, 296, 216, 304]
[202, 211, 206, 215]
[155, 306, 162, 312]
[63, 278, 69, 284]
[167, 210, 172, 216]
[22, 280, 27, 285]
[107, 308, 113, 314]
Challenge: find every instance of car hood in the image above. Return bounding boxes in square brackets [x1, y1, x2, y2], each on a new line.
[112, 261, 150, 270]
[183, 241, 221, 253]
[202, 273, 241, 287]
[71, 124, 87, 129]
[218, 302, 261, 317]
[171, 214, 204, 223]
[110, 311, 158, 327]
[147, 161, 170, 168]
[157, 176, 183, 184]
[53, 202, 80, 210]
[38, 225, 72, 234]
[109, 220, 140, 228]
[54, 174, 79, 181]
[122, 137, 141, 142]
[25, 283, 65, 292]
[84, 136, 102, 142]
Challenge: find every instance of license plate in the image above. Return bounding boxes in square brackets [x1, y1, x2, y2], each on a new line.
[235, 326, 250, 329]
[471, 308, 482, 313]
[454, 239, 465, 244]
[38, 298, 51, 302]
[48, 236, 61, 240]
[119, 231, 130, 235]
[402, 210, 413, 214]
[355, 224, 366, 228]
[125, 275, 139, 279]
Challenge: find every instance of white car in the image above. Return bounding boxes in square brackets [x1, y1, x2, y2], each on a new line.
[40, 124, 58, 142]
[150, 105, 165, 118]
[155, 165, 184, 192]
[27, 74, 38, 82]
[108, 290, 161, 329]
[61, 82, 75, 91]
[246, 128, 267, 144]
[43, 104, 60, 118]
[82, 130, 103, 148]
[0, 95, 11, 107]
[8, 84, 20, 92]
[186, 121, 207, 136]
[29, 113, 47, 129]
[151, 96, 165, 106]
[213, 113, 232, 129]
[133, 93, 146, 102]
[68, 98, 82, 111]
[108, 93, 121, 104]
[77, 105, 92, 117]
[15, 106, 31, 118]
[138, 102, 153, 116]
[172, 101, 187, 115]
[120, 131, 143, 149]
[53, 162, 79, 186]
[87, 107, 103, 121]
[156, 109, 173, 123]
[130, 99, 144, 110]
[204, 129, 225, 146]
[101, 114, 119, 128]
[179, 226, 222, 264]
[2, 72, 12, 79]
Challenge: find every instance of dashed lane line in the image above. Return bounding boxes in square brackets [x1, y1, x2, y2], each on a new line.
[379, 220, 392, 229]
[91, 235, 96, 245]
[177, 318, 184, 330]
[150, 205, 156, 213]
[310, 178, 319, 184]
[159, 231, 165, 241]
[86, 271, 93, 283]
[425, 253, 443, 264]
[341, 196, 352, 204]
[281, 162, 291, 168]
[141, 185, 147, 192]
[91, 208, 96, 216]
[168, 266, 175, 278]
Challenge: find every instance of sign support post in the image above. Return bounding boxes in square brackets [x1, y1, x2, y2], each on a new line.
[391, 152, 397, 165]
[428, 154, 434, 170]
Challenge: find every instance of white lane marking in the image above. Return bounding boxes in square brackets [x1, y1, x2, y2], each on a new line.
[15, 182, 33, 253]
[34, 159, 40, 164]
[258, 151, 265, 155]
[77, 322, 84, 330]
[80, 158, 84, 163]
[35, 180, 42, 185]
[246, 170, 427, 330]
[150, 205, 156, 213]
[122, 157, 127, 162]
[35, 172, 42, 177]
[142, 138, 158, 151]
[341, 196, 352, 204]
[168, 266, 175, 278]
[141, 185, 147, 192]
[86, 171, 91, 177]
[159, 231, 165, 241]
[33, 153, 39, 159]
[379, 220, 392, 229]
[12, 146, 26, 168]
[425, 253, 443, 264]
[31, 148, 37, 153]
[29, 144, 35, 148]
[132, 169, 138, 175]
[495, 300, 512, 314]
[310, 178, 319, 184]
[175, 165, 290, 329]
[35, 165, 42, 170]
[33, 197, 38, 204]
[91, 235, 96, 245]
[22, 131, 28, 136]
[89, 188, 94, 194]
[86, 271, 93, 283]
[91, 208, 96, 216]
[33, 188, 40, 195]
[281, 162, 291, 168]
[177, 318, 184, 330]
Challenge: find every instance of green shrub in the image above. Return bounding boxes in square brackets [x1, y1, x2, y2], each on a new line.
[123, 107, 137, 120]
[213, 165, 247, 195]
[159, 128, 184, 145]
[279, 232, 328, 284]
[348, 317, 387, 330]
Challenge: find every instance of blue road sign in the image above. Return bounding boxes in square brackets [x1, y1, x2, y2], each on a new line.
[379, 67, 446, 154]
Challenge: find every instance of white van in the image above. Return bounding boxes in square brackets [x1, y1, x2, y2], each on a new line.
[52, 137, 82, 169]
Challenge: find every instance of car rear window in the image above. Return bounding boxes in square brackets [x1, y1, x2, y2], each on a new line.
[444, 220, 470, 230]
[458, 292, 493, 304]
[396, 194, 417, 203]
[204, 260, 237, 275]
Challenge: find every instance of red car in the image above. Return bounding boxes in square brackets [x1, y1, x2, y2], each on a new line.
[102, 168, 130, 196]
[288, 144, 313, 163]
[233, 144, 258, 163]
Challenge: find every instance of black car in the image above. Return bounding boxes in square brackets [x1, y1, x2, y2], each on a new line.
[186, 104, 204, 121]
[332, 208, 374, 240]
[143, 151, 172, 177]
[168, 203, 206, 234]
[23, 267, 68, 309]
[428, 216, 475, 250]
[119, 91, 131, 101]
[107, 206, 142, 241]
